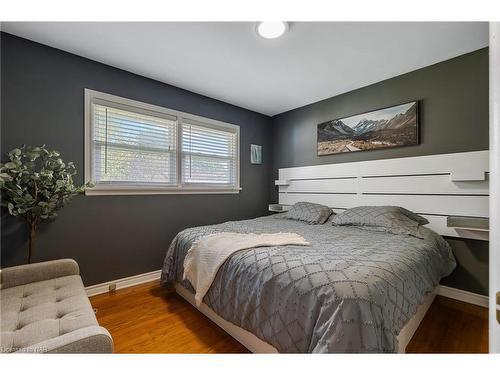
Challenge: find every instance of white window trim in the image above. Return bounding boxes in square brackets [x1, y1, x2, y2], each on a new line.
[84, 89, 241, 195]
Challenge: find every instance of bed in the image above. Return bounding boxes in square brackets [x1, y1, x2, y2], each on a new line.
[162, 151, 489, 353]
[160, 214, 456, 353]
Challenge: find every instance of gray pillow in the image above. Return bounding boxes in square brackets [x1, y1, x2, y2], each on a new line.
[398, 207, 429, 225]
[331, 206, 426, 238]
[349, 224, 425, 239]
[285, 202, 333, 224]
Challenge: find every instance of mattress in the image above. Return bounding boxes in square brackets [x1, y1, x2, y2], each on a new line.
[161, 215, 456, 353]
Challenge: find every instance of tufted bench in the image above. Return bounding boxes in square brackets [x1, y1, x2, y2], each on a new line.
[0, 259, 113, 353]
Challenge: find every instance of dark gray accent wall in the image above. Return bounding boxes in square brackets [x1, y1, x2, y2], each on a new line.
[271, 48, 489, 295]
[0, 33, 273, 285]
[442, 238, 489, 294]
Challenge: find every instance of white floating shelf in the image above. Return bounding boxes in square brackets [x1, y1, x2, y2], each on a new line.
[275, 179, 290, 186]
[447, 216, 489, 231]
[450, 171, 486, 182]
[268, 204, 290, 213]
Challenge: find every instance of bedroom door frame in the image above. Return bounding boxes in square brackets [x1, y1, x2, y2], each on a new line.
[490, 21, 500, 353]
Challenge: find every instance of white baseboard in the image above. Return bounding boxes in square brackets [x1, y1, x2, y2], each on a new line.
[85, 270, 489, 309]
[436, 285, 489, 308]
[85, 269, 161, 297]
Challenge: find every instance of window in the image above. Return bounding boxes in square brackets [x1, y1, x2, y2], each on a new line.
[182, 119, 238, 186]
[92, 102, 178, 186]
[85, 90, 240, 195]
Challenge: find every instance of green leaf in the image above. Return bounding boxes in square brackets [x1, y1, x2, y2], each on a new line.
[1, 145, 86, 223]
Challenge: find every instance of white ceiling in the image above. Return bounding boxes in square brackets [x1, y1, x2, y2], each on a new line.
[2, 22, 489, 116]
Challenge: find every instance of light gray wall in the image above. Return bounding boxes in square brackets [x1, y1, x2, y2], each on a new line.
[271, 48, 490, 295]
[0, 33, 273, 285]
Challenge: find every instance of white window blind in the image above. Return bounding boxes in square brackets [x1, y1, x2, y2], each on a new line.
[93, 101, 177, 185]
[181, 120, 238, 187]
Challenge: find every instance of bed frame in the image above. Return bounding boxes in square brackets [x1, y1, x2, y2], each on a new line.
[175, 282, 435, 353]
[175, 151, 489, 353]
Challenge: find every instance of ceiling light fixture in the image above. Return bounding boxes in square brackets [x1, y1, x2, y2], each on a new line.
[256, 22, 288, 39]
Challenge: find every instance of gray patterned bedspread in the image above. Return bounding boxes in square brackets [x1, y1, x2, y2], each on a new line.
[161, 215, 455, 353]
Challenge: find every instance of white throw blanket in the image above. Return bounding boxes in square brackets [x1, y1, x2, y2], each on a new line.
[183, 232, 310, 305]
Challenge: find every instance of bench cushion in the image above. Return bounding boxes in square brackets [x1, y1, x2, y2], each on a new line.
[1, 275, 98, 353]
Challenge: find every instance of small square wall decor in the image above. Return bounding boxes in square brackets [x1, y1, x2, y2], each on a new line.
[251, 144, 262, 164]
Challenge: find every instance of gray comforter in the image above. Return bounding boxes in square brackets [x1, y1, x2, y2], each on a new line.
[161, 215, 455, 353]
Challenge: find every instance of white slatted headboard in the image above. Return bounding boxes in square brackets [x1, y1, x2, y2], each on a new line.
[278, 151, 489, 240]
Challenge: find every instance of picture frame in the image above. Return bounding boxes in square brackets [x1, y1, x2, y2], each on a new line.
[251, 144, 262, 164]
[317, 101, 419, 156]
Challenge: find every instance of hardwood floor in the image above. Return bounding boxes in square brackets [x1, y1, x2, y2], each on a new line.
[90, 281, 488, 354]
[405, 294, 489, 353]
[90, 281, 248, 353]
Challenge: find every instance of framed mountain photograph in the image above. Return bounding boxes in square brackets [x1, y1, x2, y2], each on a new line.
[317, 101, 419, 155]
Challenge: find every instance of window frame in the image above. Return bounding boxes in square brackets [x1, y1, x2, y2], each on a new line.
[84, 89, 241, 195]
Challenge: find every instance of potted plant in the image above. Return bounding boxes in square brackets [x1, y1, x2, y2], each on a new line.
[0, 145, 91, 263]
